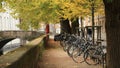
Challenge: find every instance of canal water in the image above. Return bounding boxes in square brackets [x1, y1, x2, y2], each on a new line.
[0, 38, 27, 55]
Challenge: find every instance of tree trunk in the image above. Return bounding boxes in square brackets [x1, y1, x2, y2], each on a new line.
[80, 17, 83, 28]
[91, 2, 95, 45]
[71, 17, 79, 35]
[103, 0, 120, 68]
[60, 18, 71, 34]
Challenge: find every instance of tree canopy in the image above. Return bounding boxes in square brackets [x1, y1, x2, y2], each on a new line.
[1, 0, 104, 30]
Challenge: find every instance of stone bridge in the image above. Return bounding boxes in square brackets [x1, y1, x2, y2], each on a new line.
[0, 30, 44, 55]
[0, 30, 44, 40]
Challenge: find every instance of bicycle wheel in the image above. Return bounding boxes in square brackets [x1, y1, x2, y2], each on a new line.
[63, 43, 69, 52]
[97, 53, 106, 65]
[60, 41, 66, 47]
[72, 48, 84, 63]
[101, 53, 106, 68]
[67, 45, 76, 57]
[84, 48, 99, 65]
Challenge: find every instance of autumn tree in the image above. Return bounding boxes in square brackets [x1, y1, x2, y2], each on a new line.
[5, 0, 59, 30]
[56, 0, 90, 34]
[3, 0, 103, 33]
[58, 0, 104, 34]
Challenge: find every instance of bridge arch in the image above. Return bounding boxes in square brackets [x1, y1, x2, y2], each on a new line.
[0, 38, 27, 55]
[0, 38, 15, 49]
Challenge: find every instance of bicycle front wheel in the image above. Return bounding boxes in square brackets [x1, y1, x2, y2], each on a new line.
[67, 45, 77, 57]
[84, 48, 99, 65]
[72, 48, 84, 63]
[60, 41, 66, 47]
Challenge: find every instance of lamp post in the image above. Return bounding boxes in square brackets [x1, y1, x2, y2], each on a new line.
[89, 0, 95, 44]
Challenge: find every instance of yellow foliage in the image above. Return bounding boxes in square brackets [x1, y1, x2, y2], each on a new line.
[3, 0, 104, 30]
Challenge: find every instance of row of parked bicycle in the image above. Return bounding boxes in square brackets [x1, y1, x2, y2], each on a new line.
[54, 33, 106, 65]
